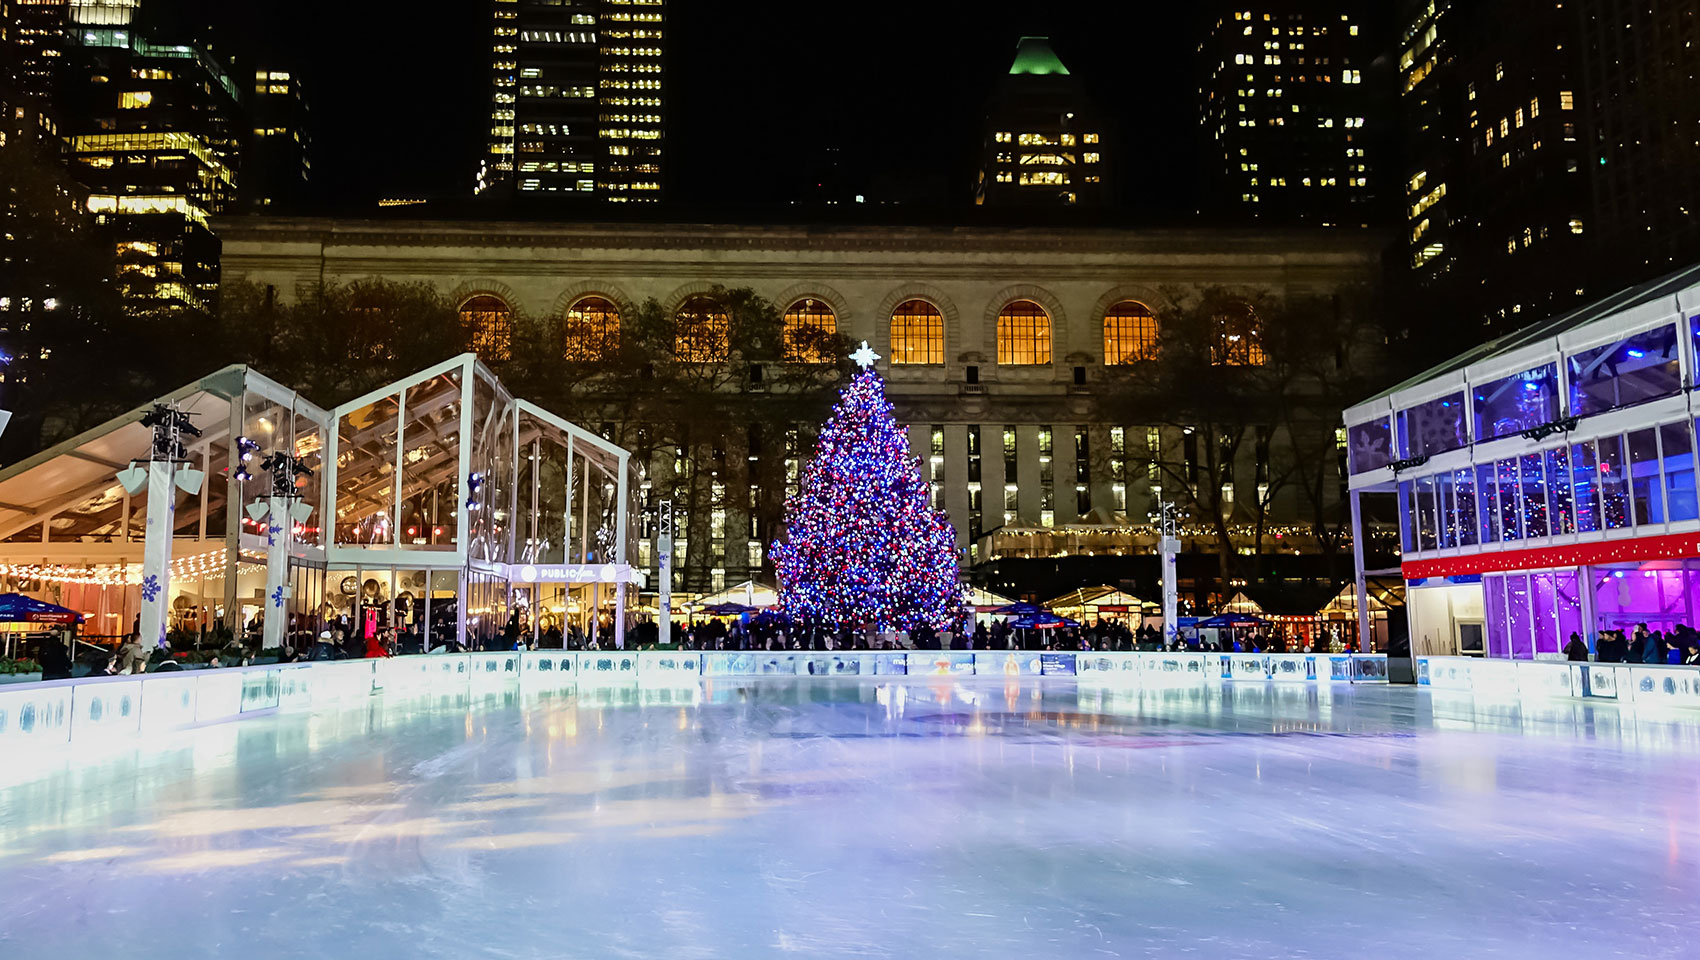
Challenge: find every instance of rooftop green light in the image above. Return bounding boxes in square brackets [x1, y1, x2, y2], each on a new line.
[1009, 36, 1070, 76]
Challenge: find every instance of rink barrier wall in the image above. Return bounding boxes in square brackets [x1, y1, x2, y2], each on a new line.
[0, 650, 1386, 748]
[1416, 655, 1700, 708]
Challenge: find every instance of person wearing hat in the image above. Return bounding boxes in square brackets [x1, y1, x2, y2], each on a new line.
[309, 630, 340, 661]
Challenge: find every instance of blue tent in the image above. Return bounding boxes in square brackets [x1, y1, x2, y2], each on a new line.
[0, 593, 84, 625]
[1009, 612, 1077, 630]
[992, 601, 1045, 616]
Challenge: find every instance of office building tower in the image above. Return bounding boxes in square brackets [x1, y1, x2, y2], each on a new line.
[246, 66, 311, 211]
[975, 37, 1107, 207]
[1197, 3, 1382, 225]
[59, 23, 242, 311]
[477, 0, 664, 202]
[1578, 0, 1700, 284]
[7, 0, 71, 105]
[1397, 0, 1458, 285]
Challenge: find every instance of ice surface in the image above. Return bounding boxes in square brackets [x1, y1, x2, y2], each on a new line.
[2, 677, 1700, 959]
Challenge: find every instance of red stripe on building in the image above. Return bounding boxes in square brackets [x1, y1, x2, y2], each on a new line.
[1402, 531, 1700, 579]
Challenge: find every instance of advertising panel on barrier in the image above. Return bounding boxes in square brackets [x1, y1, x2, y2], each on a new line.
[1039, 653, 1077, 676]
[240, 671, 281, 713]
[975, 651, 1045, 676]
[194, 672, 244, 723]
[1227, 655, 1269, 681]
[908, 652, 975, 675]
[0, 684, 72, 745]
[1075, 653, 1140, 681]
[1581, 663, 1621, 699]
[1267, 655, 1315, 682]
[1515, 661, 1579, 699]
[1628, 665, 1700, 705]
[581, 653, 638, 680]
[638, 653, 700, 678]
[702, 653, 756, 676]
[71, 679, 142, 739]
[140, 674, 199, 730]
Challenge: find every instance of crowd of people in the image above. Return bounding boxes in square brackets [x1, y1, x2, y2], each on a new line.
[1564, 624, 1700, 665]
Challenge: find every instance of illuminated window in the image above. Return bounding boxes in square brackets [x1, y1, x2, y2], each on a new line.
[782, 298, 836, 362]
[1214, 303, 1265, 366]
[996, 300, 1051, 366]
[675, 296, 729, 362]
[1559, 90, 1574, 110]
[1103, 300, 1158, 364]
[890, 299, 944, 365]
[459, 295, 512, 360]
[564, 295, 620, 361]
[118, 91, 153, 109]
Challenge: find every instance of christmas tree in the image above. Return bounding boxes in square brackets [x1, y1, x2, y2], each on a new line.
[770, 342, 963, 631]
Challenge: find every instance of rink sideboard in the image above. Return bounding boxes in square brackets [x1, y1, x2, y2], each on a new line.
[1416, 655, 1700, 708]
[0, 650, 1388, 747]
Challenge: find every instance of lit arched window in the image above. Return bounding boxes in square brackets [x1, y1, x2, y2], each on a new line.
[1103, 300, 1158, 364]
[996, 300, 1051, 365]
[675, 295, 729, 362]
[459, 294, 512, 361]
[564, 295, 620, 361]
[1214, 302, 1265, 366]
[890, 299, 944, 365]
[782, 298, 837, 362]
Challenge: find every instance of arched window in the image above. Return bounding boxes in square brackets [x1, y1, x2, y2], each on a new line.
[674, 295, 729, 362]
[782, 298, 837, 362]
[458, 294, 512, 361]
[563, 295, 620, 361]
[890, 299, 944, 365]
[996, 299, 1051, 365]
[1103, 300, 1158, 364]
[1214, 302, 1265, 366]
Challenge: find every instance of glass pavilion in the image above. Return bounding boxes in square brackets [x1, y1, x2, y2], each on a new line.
[0, 354, 637, 649]
[1345, 265, 1700, 660]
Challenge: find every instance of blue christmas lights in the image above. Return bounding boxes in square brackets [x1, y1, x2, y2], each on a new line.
[770, 367, 962, 631]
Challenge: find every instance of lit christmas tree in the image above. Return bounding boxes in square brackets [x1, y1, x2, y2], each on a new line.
[770, 342, 963, 631]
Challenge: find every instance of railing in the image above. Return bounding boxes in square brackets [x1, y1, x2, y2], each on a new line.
[1417, 655, 1700, 708]
[0, 650, 1389, 750]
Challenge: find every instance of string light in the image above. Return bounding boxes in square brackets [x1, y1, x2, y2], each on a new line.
[0, 549, 264, 586]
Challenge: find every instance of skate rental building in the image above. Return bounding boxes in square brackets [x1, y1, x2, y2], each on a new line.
[0, 354, 638, 650]
[1345, 264, 1700, 660]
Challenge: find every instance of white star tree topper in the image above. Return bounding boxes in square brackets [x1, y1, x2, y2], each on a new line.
[850, 341, 880, 369]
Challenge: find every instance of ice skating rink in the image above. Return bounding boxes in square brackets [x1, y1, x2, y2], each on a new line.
[2, 676, 1699, 959]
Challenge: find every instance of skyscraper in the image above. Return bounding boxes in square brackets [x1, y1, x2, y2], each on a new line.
[59, 9, 243, 312]
[1578, 0, 1700, 285]
[1196, 4, 1383, 225]
[477, 0, 665, 202]
[975, 37, 1108, 207]
[246, 66, 311, 211]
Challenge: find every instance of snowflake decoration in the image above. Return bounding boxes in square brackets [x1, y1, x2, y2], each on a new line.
[267, 523, 282, 547]
[271, 585, 285, 609]
[140, 574, 161, 602]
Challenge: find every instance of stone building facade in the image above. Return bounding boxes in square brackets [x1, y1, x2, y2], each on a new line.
[217, 217, 1383, 598]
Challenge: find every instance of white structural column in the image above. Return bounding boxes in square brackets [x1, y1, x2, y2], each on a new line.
[1350, 489, 1372, 653]
[139, 459, 177, 648]
[262, 494, 292, 652]
[656, 499, 673, 646]
[614, 456, 628, 649]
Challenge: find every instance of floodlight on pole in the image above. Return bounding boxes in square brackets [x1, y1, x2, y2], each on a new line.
[116, 465, 148, 496]
[175, 467, 204, 496]
[245, 500, 270, 522]
[289, 501, 313, 523]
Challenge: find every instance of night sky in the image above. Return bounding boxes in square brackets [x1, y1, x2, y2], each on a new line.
[150, 2, 1202, 216]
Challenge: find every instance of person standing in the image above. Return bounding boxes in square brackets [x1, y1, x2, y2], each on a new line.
[1563, 631, 1590, 662]
[116, 632, 147, 674]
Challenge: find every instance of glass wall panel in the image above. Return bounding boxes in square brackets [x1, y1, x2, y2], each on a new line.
[1506, 573, 1533, 659]
[1473, 363, 1560, 442]
[1571, 440, 1600, 533]
[466, 374, 501, 562]
[1545, 446, 1573, 535]
[291, 407, 325, 548]
[335, 393, 401, 545]
[1497, 457, 1522, 541]
[1476, 463, 1500, 543]
[1398, 479, 1415, 554]
[1529, 572, 1560, 655]
[1626, 427, 1663, 525]
[1567, 324, 1681, 417]
[1656, 569, 1690, 636]
[1437, 471, 1457, 548]
[1597, 434, 1630, 529]
[1554, 570, 1583, 653]
[1663, 422, 1698, 522]
[398, 371, 461, 550]
[1519, 452, 1548, 538]
[1397, 392, 1468, 458]
[1416, 474, 1439, 552]
[1484, 574, 1509, 658]
[1454, 468, 1478, 547]
[1347, 418, 1394, 473]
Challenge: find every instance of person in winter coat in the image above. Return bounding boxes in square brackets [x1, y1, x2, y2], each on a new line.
[1563, 632, 1590, 661]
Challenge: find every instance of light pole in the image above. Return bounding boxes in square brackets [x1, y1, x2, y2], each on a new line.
[656, 499, 673, 646]
[1153, 494, 1181, 648]
[245, 451, 314, 652]
[115, 403, 205, 650]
